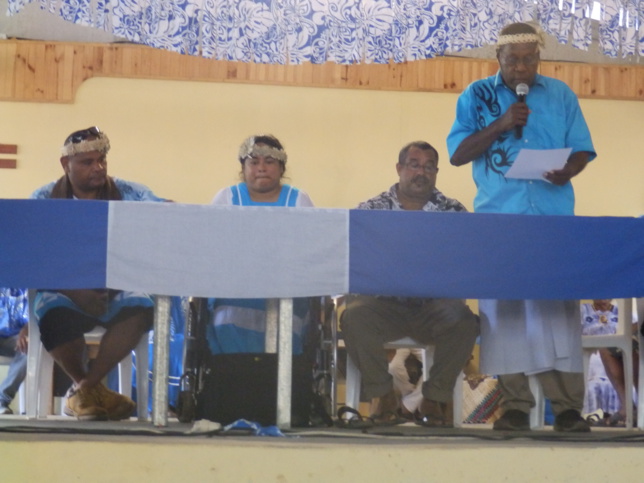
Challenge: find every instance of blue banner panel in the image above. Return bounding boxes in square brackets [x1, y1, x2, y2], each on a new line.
[0, 199, 108, 289]
[349, 210, 644, 300]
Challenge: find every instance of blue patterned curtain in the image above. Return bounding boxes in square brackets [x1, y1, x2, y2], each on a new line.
[7, 0, 643, 62]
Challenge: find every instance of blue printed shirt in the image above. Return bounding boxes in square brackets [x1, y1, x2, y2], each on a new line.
[447, 72, 596, 215]
[0, 288, 28, 337]
[31, 177, 165, 202]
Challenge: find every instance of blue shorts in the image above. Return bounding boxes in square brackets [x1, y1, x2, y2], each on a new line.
[35, 289, 154, 351]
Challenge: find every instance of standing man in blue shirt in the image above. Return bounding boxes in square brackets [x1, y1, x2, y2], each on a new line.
[447, 22, 596, 432]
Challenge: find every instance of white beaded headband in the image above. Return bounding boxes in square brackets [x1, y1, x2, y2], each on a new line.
[497, 32, 545, 48]
[238, 136, 287, 164]
[61, 134, 111, 157]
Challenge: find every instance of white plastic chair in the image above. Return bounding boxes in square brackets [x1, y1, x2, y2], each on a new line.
[25, 291, 149, 420]
[0, 354, 26, 414]
[528, 375, 545, 429]
[345, 336, 464, 427]
[636, 297, 644, 430]
[529, 298, 637, 430]
[581, 298, 635, 429]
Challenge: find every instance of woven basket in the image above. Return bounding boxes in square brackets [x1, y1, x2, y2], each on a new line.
[462, 376, 502, 424]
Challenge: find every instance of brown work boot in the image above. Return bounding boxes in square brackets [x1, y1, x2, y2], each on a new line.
[64, 386, 108, 421]
[92, 382, 136, 420]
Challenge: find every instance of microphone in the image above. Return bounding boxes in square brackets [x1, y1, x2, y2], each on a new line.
[515, 83, 529, 139]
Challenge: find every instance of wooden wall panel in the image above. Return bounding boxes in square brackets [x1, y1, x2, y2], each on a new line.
[0, 39, 642, 103]
[0, 144, 18, 169]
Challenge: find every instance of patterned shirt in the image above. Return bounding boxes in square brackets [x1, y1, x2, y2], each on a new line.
[0, 288, 28, 338]
[581, 303, 619, 336]
[356, 184, 466, 305]
[358, 184, 467, 212]
[447, 72, 596, 215]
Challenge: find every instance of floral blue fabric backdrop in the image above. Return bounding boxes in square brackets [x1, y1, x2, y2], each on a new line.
[7, 0, 643, 63]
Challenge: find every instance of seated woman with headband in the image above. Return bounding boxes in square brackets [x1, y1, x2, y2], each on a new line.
[207, 134, 314, 355]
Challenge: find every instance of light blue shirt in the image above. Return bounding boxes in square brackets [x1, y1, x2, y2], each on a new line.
[0, 288, 28, 338]
[447, 72, 596, 215]
[31, 177, 164, 202]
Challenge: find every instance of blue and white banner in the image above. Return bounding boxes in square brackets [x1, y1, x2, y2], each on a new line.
[1, 199, 643, 299]
[8, 0, 643, 62]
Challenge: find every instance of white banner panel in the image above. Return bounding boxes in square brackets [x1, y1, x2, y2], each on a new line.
[106, 202, 349, 297]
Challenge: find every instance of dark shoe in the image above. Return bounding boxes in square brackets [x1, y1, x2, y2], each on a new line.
[416, 398, 453, 428]
[554, 409, 591, 432]
[398, 405, 417, 422]
[336, 406, 374, 429]
[493, 409, 530, 431]
[370, 390, 406, 426]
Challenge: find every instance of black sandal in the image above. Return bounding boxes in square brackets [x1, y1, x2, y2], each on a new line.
[370, 410, 407, 426]
[335, 406, 374, 429]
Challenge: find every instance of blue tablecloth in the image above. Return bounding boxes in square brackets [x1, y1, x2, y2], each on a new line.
[1, 199, 643, 299]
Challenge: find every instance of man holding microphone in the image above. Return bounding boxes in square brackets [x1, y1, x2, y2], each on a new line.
[447, 21, 596, 432]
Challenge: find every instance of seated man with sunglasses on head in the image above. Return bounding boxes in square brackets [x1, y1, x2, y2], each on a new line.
[30, 127, 165, 420]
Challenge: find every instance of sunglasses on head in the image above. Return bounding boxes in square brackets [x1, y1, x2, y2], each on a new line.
[65, 126, 101, 145]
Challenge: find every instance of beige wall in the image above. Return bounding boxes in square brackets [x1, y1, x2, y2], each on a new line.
[1, 76, 642, 216]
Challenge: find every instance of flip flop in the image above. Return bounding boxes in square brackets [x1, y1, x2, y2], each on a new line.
[370, 410, 408, 426]
[415, 399, 453, 428]
[583, 409, 605, 426]
[415, 413, 451, 428]
[608, 412, 627, 427]
[335, 406, 374, 429]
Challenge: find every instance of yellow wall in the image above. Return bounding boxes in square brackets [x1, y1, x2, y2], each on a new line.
[1, 76, 642, 216]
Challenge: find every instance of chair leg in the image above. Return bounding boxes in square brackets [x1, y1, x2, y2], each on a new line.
[344, 353, 361, 410]
[639, 329, 644, 430]
[118, 353, 133, 399]
[528, 375, 544, 429]
[18, 383, 26, 415]
[37, 344, 55, 418]
[135, 335, 149, 421]
[25, 291, 40, 419]
[622, 347, 634, 430]
[25, 347, 40, 419]
[452, 371, 463, 428]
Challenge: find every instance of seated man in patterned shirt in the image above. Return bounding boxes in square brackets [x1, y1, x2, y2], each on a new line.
[31, 127, 166, 421]
[341, 141, 479, 426]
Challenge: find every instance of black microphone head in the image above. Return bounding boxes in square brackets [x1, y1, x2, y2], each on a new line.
[516, 83, 529, 97]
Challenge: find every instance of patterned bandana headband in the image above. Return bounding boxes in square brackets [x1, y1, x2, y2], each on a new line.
[497, 32, 545, 48]
[61, 132, 111, 157]
[238, 136, 287, 164]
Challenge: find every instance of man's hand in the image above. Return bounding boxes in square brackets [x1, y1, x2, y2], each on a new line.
[450, 102, 531, 167]
[543, 165, 576, 186]
[543, 152, 590, 186]
[16, 325, 28, 353]
[499, 102, 530, 132]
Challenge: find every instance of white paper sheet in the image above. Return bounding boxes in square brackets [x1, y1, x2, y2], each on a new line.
[504, 148, 572, 180]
